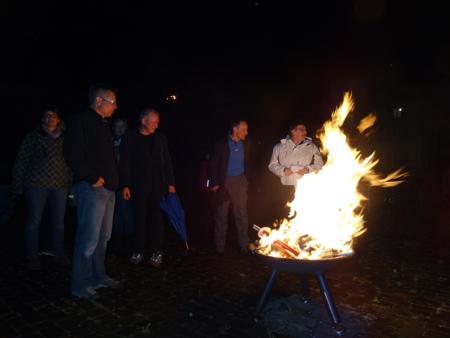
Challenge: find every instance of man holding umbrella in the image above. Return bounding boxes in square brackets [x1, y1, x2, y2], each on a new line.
[120, 108, 176, 268]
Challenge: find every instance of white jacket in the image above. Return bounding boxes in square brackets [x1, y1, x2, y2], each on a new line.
[268, 137, 324, 186]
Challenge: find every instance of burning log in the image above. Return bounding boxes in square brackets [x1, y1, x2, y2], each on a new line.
[253, 225, 300, 258]
[272, 240, 299, 258]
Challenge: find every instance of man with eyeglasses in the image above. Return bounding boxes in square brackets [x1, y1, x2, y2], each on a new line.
[64, 84, 122, 299]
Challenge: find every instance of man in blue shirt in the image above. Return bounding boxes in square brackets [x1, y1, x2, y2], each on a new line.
[209, 120, 250, 254]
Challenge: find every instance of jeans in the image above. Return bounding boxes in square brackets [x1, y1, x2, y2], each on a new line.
[24, 186, 67, 257]
[214, 175, 249, 252]
[71, 181, 115, 294]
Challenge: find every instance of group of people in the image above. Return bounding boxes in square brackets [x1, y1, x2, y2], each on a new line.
[208, 119, 324, 255]
[11, 83, 324, 300]
[12, 84, 176, 299]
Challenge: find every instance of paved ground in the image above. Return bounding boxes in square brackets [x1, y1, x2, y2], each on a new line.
[1, 187, 449, 337]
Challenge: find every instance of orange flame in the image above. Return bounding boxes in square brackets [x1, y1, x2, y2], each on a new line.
[257, 93, 407, 259]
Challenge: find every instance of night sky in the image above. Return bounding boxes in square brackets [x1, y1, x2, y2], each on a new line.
[2, 0, 450, 183]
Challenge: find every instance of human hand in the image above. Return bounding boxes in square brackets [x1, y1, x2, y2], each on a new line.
[92, 177, 105, 187]
[211, 185, 220, 192]
[283, 168, 293, 176]
[123, 187, 131, 200]
[297, 167, 309, 175]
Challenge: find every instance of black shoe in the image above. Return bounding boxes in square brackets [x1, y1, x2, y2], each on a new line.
[130, 253, 144, 265]
[149, 252, 163, 268]
[240, 248, 249, 255]
[93, 277, 123, 289]
[72, 287, 99, 300]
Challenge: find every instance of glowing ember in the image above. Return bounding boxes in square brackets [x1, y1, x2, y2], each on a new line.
[257, 92, 407, 260]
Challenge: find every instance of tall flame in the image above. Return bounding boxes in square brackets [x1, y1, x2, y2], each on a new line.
[258, 93, 407, 259]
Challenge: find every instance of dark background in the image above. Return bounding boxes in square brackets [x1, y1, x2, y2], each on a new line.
[1, 0, 450, 238]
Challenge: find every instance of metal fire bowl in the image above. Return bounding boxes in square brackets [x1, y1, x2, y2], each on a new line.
[254, 251, 353, 274]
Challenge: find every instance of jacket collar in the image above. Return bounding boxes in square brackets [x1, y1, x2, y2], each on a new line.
[281, 136, 312, 146]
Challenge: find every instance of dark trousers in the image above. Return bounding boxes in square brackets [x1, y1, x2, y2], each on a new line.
[214, 174, 249, 252]
[113, 192, 134, 234]
[24, 186, 67, 257]
[276, 185, 296, 221]
[132, 192, 164, 254]
[110, 192, 134, 255]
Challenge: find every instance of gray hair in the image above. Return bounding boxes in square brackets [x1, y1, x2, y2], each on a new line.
[88, 83, 116, 105]
[138, 108, 159, 121]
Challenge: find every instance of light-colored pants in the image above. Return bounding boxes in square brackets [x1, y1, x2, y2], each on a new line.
[214, 175, 249, 252]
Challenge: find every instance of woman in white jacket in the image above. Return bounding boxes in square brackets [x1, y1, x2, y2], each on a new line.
[268, 121, 324, 218]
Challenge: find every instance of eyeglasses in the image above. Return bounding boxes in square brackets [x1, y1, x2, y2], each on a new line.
[100, 96, 117, 105]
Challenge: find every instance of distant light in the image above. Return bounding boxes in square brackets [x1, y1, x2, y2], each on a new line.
[393, 107, 404, 119]
[166, 95, 177, 101]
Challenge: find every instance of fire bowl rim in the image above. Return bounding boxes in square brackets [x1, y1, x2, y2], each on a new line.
[253, 250, 354, 262]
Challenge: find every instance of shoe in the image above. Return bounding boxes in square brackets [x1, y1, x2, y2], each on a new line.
[53, 255, 71, 267]
[72, 287, 99, 300]
[149, 251, 163, 268]
[240, 248, 249, 255]
[26, 256, 42, 271]
[130, 253, 144, 265]
[38, 251, 56, 257]
[93, 277, 123, 289]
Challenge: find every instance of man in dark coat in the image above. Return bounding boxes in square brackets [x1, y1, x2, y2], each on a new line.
[120, 108, 175, 267]
[64, 84, 122, 299]
[209, 120, 251, 254]
[110, 117, 134, 256]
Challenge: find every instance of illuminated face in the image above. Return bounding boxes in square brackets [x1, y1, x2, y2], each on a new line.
[291, 124, 307, 141]
[42, 111, 60, 129]
[141, 112, 160, 133]
[96, 90, 117, 118]
[234, 121, 249, 141]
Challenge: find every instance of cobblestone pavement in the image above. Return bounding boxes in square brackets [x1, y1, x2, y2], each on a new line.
[1, 198, 449, 338]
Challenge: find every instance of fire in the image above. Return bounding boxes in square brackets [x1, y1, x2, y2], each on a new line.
[257, 92, 407, 260]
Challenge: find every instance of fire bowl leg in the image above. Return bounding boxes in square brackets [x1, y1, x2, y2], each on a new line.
[315, 272, 345, 335]
[256, 269, 278, 313]
[300, 274, 311, 303]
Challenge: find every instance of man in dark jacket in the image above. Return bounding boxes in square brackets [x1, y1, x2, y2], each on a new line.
[209, 120, 251, 254]
[110, 117, 134, 256]
[120, 108, 175, 268]
[12, 106, 71, 270]
[64, 84, 122, 299]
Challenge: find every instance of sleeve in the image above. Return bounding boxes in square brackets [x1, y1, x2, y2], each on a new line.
[63, 116, 99, 185]
[306, 143, 324, 173]
[118, 133, 131, 188]
[268, 144, 286, 177]
[11, 133, 35, 195]
[208, 140, 221, 186]
[162, 135, 175, 186]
